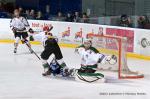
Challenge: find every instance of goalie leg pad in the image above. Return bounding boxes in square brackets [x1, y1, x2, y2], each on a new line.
[75, 71, 105, 83]
[74, 66, 105, 83]
[78, 67, 96, 73]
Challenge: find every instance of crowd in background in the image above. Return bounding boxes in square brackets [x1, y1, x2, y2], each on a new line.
[0, 1, 150, 29]
[119, 14, 150, 29]
[0, 2, 90, 23]
[17, 7, 90, 23]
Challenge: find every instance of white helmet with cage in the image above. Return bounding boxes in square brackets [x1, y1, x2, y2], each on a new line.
[83, 38, 92, 48]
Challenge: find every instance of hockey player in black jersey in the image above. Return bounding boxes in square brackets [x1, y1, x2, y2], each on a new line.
[40, 27, 71, 77]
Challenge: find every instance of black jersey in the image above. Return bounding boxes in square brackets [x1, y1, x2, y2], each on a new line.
[41, 38, 63, 60]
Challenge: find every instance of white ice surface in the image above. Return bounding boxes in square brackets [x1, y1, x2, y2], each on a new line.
[0, 43, 150, 99]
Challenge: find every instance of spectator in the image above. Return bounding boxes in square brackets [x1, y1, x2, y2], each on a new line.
[28, 9, 35, 19]
[65, 13, 73, 22]
[44, 5, 52, 20]
[138, 15, 150, 29]
[120, 14, 132, 27]
[81, 13, 89, 23]
[18, 7, 23, 13]
[73, 11, 81, 22]
[36, 11, 44, 20]
[137, 16, 146, 29]
[25, 10, 30, 19]
[18, 7, 26, 17]
[0, 2, 5, 12]
[143, 16, 150, 29]
[3, 2, 14, 14]
[0, 2, 11, 18]
[55, 12, 65, 21]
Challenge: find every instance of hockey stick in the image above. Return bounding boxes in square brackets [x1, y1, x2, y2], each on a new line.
[25, 42, 41, 60]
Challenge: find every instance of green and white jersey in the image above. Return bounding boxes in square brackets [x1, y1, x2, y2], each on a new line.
[77, 45, 104, 66]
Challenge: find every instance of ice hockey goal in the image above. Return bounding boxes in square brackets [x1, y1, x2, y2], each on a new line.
[89, 34, 144, 79]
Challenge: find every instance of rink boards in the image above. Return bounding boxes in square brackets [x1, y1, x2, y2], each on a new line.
[0, 39, 150, 61]
[0, 18, 150, 60]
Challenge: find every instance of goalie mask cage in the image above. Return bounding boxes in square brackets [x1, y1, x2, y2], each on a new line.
[89, 34, 144, 79]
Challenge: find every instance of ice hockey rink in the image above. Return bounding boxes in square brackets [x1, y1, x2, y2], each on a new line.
[0, 43, 150, 99]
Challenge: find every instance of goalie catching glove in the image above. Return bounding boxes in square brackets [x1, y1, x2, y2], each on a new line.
[99, 54, 117, 65]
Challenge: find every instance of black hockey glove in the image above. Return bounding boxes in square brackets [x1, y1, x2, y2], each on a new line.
[12, 27, 17, 33]
[28, 28, 34, 34]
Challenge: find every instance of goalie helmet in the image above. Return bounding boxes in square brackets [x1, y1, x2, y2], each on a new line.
[83, 38, 92, 49]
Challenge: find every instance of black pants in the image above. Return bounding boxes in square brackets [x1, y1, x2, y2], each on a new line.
[14, 32, 28, 39]
[41, 47, 63, 60]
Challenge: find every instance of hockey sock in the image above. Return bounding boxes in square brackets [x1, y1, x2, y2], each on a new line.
[14, 37, 19, 49]
[42, 62, 50, 75]
[42, 63, 49, 68]
[14, 43, 18, 53]
[60, 63, 67, 68]
[14, 43, 18, 49]
[56, 59, 67, 68]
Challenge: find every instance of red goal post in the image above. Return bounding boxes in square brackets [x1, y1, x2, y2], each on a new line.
[88, 34, 144, 79]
